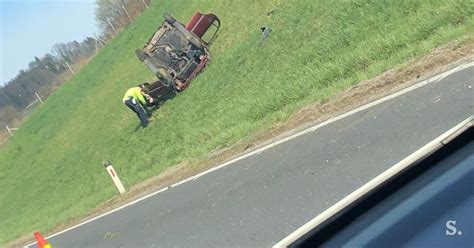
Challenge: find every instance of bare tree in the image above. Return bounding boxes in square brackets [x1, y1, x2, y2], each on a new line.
[95, 0, 150, 37]
[95, 0, 128, 37]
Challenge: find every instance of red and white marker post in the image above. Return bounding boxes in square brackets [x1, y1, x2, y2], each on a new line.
[103, 161, 126, 195]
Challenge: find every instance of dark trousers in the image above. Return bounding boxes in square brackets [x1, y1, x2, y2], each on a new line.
[124, 98, 149, 127]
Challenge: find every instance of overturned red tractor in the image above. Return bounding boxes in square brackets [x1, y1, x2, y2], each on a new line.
[135, 12, 220, 105]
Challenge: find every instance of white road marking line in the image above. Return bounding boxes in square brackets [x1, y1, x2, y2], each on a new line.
[273, 116, 473, 248]
[24, 61, 473, 248]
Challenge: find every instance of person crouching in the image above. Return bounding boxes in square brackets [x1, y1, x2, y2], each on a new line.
[122, 83, 154, 128]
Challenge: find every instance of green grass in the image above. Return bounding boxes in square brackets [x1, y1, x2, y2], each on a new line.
[1, 0, 473, 244]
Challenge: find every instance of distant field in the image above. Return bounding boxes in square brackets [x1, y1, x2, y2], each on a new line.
[1, 0, 473, 244]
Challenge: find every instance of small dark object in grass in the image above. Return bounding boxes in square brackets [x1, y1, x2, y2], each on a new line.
[267, 9, 275, 16]
[260, 26, 272, 47]
[243, 144, 252, 151]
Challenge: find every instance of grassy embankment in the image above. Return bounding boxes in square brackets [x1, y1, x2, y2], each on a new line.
[1, 0, 473, 244]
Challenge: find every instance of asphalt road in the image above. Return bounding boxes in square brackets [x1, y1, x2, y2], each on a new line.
[30, 64, 473, 247]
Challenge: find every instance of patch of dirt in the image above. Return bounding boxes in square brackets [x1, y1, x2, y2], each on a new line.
[10, 40, 473, 248]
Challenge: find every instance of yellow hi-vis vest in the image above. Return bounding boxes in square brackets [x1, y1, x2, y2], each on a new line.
[122, 87, 146, 105]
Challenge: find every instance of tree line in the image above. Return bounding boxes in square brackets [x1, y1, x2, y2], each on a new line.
[0, 0, 150, 129]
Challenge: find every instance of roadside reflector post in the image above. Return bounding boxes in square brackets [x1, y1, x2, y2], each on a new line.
[103, 161, 126, 195]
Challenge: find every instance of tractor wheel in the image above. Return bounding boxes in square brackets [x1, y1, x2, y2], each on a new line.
[164, 13, 176, 24]
[135, 49, 147, 61]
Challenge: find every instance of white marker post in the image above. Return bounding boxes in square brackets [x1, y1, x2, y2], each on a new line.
[5, 125, 18, 136]
[35, 92, 44, 104]
[94, 33, 106, 55]
[122, 5, 133, 23]
[103, 161, 126, 194]
[107, 18, 118, 35]
[65, 61, 75, 75]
